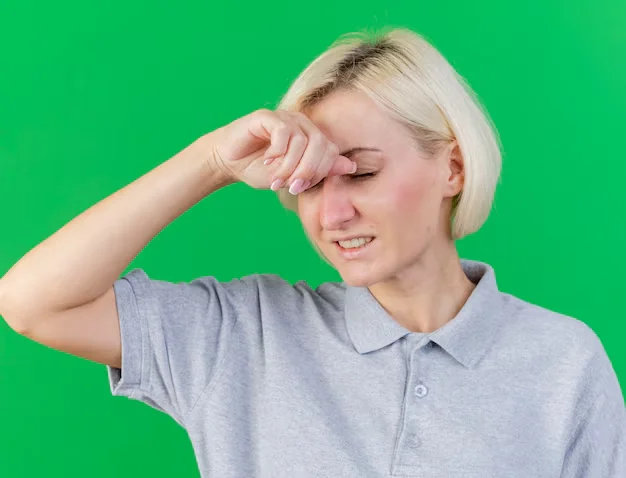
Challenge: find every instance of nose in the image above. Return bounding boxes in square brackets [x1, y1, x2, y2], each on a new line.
[319, 175, 356, 231]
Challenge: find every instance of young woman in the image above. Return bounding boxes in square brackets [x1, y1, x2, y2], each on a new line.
[1, 27, 624, 477]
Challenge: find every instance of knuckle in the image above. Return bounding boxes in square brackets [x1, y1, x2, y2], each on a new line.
[308, 131, 325, 146]
[255, 108, 272, 120]
[295, 164, 316, 178]
[273, 170, 290, 182]
[275, 123, 290, 134]
[291, 131, 308, 146]
[274, 161, 295, 178]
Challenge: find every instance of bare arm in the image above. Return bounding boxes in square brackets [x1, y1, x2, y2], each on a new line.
[0, 132, 233, 365]
[0, 108, 349, 369]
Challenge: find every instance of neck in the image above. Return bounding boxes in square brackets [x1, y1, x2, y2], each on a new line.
[368, 242, 476, 334]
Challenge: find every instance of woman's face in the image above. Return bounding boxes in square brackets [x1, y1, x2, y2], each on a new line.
[297, 89, 462, 287]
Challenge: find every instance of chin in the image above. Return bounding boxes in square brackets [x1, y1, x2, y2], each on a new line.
[336, 266, 384, 288]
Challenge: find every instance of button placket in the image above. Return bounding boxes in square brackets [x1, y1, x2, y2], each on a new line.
[405, 416, 421, 448]
[393, 339, 434, 469]
[406, 433, 421, 448]
[405, 342, 430, 451]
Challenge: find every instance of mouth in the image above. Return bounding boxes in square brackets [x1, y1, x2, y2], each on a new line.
[334, 238, 376, 259]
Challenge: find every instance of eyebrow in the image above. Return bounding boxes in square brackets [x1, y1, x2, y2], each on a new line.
[339, 147, 382, 157]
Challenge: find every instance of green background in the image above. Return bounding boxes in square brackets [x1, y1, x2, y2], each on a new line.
[1, 1, 624, 476]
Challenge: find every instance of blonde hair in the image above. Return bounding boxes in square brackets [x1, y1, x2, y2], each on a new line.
[273, 26, 502, 247]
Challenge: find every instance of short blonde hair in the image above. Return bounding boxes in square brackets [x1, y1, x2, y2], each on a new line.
[273, 26, 502, 243]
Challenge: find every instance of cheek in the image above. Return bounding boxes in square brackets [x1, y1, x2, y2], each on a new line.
[387, 174, 441, 240]
[393, 174, 435, 211]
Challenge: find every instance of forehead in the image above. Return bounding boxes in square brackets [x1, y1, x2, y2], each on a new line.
[305, 90, 410, 151]
[306, 89, 381, 121]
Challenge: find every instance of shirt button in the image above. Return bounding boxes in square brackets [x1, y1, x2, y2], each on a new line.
[414, 383, 428, 398]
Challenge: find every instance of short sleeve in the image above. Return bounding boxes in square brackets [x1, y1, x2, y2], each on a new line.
[107, 268, 250, 428]
[560, 338, 626, 477]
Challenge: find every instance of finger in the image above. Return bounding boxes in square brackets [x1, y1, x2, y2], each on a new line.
[285, 129, 327, 194]
[303, 141, 335, 190]
[262, 115, 292, 162]
[269, 111, 310, 191]
[301, 150, 356, 193]
[327, 154, 358, 177]
[282, 112, 338, 193]
[307, 141, 333, 190]
[286, 111, 358, 183]
[263, 124, 291, 165]
[247, 109, 288, 149]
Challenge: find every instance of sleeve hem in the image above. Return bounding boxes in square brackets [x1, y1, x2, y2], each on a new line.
[106, 270, 148, 398]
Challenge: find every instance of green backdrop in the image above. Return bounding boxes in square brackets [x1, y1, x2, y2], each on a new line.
[1, 1, 624, 476]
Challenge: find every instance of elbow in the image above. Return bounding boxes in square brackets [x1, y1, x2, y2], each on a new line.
[0, 279, 32, 335]
[4, 317, 30, 336]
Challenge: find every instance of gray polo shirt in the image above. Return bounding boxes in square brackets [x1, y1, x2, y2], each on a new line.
[107, 259, 625, 477]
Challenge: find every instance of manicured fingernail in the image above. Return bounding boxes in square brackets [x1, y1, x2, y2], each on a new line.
[302, 180, 311, 191]
[264, 157, 275, 165]
[350, 161, 357, 173]
[289, 178, 304, 195]
[270, 178, 284, 191]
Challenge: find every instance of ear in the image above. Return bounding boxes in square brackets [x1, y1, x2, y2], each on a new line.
[443, 141, 464, 198]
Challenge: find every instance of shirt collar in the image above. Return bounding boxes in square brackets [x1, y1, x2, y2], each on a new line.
[344, 259, 506, 369]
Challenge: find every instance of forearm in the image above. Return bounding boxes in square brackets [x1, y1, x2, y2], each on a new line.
[0, 132, 234, 325]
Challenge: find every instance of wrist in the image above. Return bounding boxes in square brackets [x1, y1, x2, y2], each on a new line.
[196, 131, 237, 189]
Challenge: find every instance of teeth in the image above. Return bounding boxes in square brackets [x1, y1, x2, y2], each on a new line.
[338, 237, 373, 249]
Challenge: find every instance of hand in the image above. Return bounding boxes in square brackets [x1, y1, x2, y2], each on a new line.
[209, 108, 357, 194]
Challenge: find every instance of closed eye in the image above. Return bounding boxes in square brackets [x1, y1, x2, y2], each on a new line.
[306, 172, 376, 191]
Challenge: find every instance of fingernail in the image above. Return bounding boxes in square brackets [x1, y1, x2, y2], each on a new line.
[270, 178, 284, 191]
[289, 178, 304, 195]
[302, 180, 311, 190]
[264, 157, 275, 165]
[350, 161, 357, 173]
